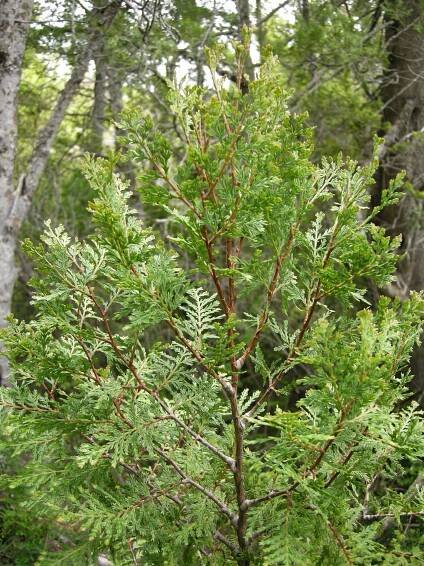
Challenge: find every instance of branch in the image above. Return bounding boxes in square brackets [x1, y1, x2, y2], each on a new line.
[155, 446, 238, 527]
[244, 289, 318, 417]
[201, 230, 230, 316]
[246, 220, 339, 417]
[118, 482, 183, 517]
[327, 519, 353, 565]
[214, 529, 239, 554]
[235, 222, 299, 370]
[242, 487, 289, 510]
[375, 473, 424, 540]
[150, 160, 203, 220]
[362, 510, 424, 522]
[76, 335, 134, 429]
[227, 387, 248, 552]
[132, 129, 203, 220]
[157, 393, 236, 471]
[256, 1, 290, 26]
[9, 1, 121, 231]
[0, 402, 59, 414]
[85, 287, 236, 471]
[204, 118, 245, 201]
[76, 323, 238, 529]
[83, 433, 141, 478]
[244, 402, 353, 510]
[325, 427, 368, 488]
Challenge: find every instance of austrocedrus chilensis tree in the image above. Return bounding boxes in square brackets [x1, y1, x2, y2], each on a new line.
[1, 43, 423, 565]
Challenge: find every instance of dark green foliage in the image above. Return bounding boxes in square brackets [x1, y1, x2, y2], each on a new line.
[1, 47, 423, 565]
[266, 1, 383, 160]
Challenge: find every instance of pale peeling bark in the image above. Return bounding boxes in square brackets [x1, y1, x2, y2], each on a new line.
[0, 1, 120, 384]
[0, 0, 34, 385]
[0, 0, 33, 227]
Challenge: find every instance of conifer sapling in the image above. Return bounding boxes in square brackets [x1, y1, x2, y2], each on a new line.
[1, 43, 423, 565]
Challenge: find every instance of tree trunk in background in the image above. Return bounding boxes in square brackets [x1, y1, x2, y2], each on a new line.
[109, 67, 125, 152]
[374, 0, 424, 400]
[255, 0, 265, 62]
[235, 0, 255, 80]
[90, 0, 113, 155]
[91, 49, 107, 155]
[236, 0, 250, 29]
[301, 0, 310, 22]
[0, 0, 34, 385]
[0, 0, 120, 385]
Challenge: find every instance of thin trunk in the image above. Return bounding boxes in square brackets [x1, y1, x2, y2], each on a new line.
[108, 67, 124, 150]
[236, 0, 250, 30]
[373, 0, 424, 400]
[255, 0, 264, 63]
[91, 49, 107, 155]
[0, 0, 34, 385]
[301, 0, 309, 22]
[195, 56, 205, 86]
[90, 0, 110, 155]
[235, 0, 254, 80]
[0, 0, 120, 384]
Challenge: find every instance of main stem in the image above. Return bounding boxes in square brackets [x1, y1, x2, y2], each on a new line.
[230, 389, 249, 563]
[199, 71, 250, 559]
[227, 232, 249, 562]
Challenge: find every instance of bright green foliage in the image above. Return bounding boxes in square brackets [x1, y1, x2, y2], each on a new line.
[1, 47, 423, 565]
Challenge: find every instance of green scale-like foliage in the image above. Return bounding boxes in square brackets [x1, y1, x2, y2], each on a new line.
[1, 46, 423, 565]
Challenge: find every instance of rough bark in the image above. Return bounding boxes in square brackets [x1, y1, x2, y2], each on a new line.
[0, 0, 120, 385]
[0, 0, 32, 228]
[108, 66, 125, 150]
[373, 0, 424, 400]
[90, 0, 111, 155]
[91, 50, 107, 155]
[0, 0, 34, 385]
